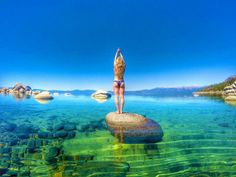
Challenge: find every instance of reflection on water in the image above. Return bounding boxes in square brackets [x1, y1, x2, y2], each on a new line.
[225, 100, 236, 107]
[35, 98, 53, 104]
[1, 95, 236, 176]
[91, 96, 110, 103]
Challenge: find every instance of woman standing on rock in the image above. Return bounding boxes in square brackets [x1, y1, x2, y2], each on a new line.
[113, 48, 126, 114]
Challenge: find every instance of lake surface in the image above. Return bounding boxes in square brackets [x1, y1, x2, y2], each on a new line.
[1, 94, 236, 177]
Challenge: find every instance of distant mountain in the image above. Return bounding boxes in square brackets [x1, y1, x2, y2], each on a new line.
[199, 76, 236, 92]
[47, 89, 95, 95]
[126, 87, 202, 96]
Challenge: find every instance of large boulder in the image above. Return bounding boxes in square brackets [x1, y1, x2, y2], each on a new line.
[25, 86, 32, 91]
[34, 91, 53, 100]
[91, 90, 111, 103]
[225, 96, 236, 101]
[91, 90, 111, 99]
[106, 112, 163, 144]
[12, 83, 26, 93]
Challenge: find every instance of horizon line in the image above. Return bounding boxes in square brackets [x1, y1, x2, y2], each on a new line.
[0, 85, 203, 92]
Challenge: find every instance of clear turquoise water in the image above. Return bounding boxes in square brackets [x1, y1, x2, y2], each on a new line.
[1, 94, 236, 176]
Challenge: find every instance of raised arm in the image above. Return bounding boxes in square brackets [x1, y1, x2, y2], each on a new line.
[114, 48, 121, 65]
[119, 51, 125, 63]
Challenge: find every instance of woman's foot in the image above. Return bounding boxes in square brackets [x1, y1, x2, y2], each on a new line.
[116, 110, 123, 114]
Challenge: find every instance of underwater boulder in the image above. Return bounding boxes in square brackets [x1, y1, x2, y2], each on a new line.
[45, 147, 60, 163]
[67, 131, 76, 139]
[17, 133, 30, 139]
[53, 131, 68, 138]
[0, 168, 8, 176]
[15, 124, 39, 134]
[64, 123, 76, 131]
[53, 123, 64, 131]
[106, 112, 163, 144]
[38, 132, 49, 138]
[2, 123, 17, 132]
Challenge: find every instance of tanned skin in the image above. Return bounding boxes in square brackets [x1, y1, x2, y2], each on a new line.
[113, 48, 125, 114]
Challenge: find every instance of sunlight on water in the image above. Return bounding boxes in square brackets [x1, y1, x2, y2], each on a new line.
[1, 94, 236, 176]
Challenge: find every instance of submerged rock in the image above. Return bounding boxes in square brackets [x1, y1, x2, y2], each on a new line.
[45, 147, 60, 163]
[106, 112, 163, 143]
[15, 124, 39, 134]
[64, 123, 76, 131]
[53, 123, 64, 131]
[0, 122, 17, 132]
[67, 131, 76, 139]
[38, 132, 49, 138]
[0, 168, 8, 176]
[79, 119, 106, 133]
[53, 131, 68, 138]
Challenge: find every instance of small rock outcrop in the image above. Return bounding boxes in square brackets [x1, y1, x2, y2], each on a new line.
[64, 93, 72, 96]
[106, 112, 163, 144]
[34, 91, 54, 100]
[224, 81, 236, 102]
[53, 92, 59, 96]
[224, 81, 236, 96]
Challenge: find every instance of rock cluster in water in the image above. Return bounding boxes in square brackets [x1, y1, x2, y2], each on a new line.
[0, 83, 33, 100]
[106, 112, 163, 144]
[0, 83, 54, 102]
[224, 81, 236, 101]
[0, 83, 32, 95]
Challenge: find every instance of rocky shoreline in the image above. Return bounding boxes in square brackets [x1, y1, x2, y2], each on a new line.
[193, 91, 223, 96]
[194, 81, 236, 102]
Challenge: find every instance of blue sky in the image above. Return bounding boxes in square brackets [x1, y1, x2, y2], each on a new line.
[0, 0, 236, 90]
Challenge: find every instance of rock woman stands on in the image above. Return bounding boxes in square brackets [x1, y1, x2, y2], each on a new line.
[113, 48, 126, 114]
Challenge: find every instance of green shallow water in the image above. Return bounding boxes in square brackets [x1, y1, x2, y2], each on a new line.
[1, 94, 236, 176]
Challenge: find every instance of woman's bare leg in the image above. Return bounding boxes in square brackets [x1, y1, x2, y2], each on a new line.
[119, 82, 125, 114]
[113, 82, 120, 113]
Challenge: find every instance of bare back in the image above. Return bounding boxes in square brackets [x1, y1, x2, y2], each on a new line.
[114, 62, 125, 80]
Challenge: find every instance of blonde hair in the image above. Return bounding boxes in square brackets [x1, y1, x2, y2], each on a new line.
[114, 56, 125, 79]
